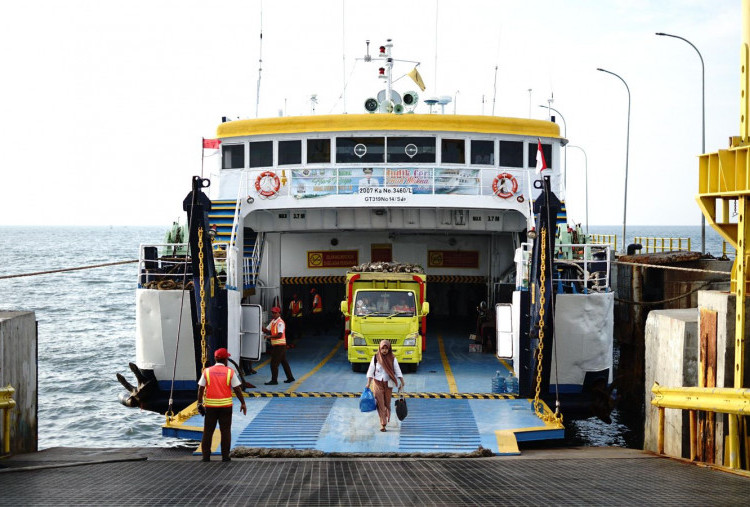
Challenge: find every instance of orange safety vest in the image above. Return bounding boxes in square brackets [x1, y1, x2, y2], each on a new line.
[269, 317, 286, 346]
[203, 364, 234, 407]
[290, 300, 303, 317]
[312, 294, 323, 313]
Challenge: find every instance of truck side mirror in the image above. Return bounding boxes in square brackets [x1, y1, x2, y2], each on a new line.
[340, 300, 349, 315]
[421, 302, 430, 315]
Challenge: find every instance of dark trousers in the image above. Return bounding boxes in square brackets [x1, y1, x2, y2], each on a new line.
[201, 406, 233, 460]
[288, 317, 303, 341]
[270, 345, 293, 381]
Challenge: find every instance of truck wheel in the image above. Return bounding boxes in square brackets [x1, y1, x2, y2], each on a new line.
[351, 363, 364, 373]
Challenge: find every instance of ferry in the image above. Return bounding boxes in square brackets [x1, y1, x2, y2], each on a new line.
[117, 41, 615, 454]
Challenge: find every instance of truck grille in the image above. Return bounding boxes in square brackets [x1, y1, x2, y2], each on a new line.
[369, 338, 398, 346]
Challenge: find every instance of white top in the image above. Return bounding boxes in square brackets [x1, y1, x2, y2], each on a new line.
[198, 365, 241, 388]
[366, 355, 403, 387]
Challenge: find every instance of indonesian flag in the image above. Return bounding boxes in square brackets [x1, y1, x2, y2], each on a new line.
[535, 138, 548, 174]
[203, 138, 221, 149]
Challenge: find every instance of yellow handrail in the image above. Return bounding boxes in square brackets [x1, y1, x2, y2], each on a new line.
[634, 237, 691, 253]
[651, 383, 749, 469]
[590, 234, 616, 246]
[0, 385, 16, 455]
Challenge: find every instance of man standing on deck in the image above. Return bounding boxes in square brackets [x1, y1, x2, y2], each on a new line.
[287, 293, 304, 348]
[262, 306, 295, 385]
[197, 348, 246, 462]
[310, 287, 323, 335]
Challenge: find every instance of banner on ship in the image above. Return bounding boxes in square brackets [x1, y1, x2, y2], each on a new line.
[307, 250, 359, 268]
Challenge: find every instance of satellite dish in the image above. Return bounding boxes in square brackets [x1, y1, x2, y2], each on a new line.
[364, 98, 378, 113]
[377, 89, 402, 105]
[438, 95, 452, 106]
[402, 91, 419, 106]
[394, 104, 404, 114]
[424, 97, 439, 106]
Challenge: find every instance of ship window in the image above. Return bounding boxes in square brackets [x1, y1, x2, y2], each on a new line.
[222, 144, 245, 169]
[471, 140, 495, 165]
[249, 141, 273, 168]
[307, 139, 331, 163]
[336, 137, 385, 163]
[441, 139, 465, 164]
[527, 142, 553, 169]
[278, 140, 301, 165]
[499, 141, 523, 168]
[387, 137, 436, 163]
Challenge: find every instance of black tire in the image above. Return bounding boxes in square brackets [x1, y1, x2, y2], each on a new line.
[351, 362, 364, 373]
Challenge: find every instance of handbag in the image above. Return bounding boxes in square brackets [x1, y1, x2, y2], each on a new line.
[395, 394, 408, 421]
[359, 387, 376, 412]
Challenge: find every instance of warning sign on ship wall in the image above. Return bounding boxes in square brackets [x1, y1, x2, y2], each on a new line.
[428, 250, 479, 268]
[307, 250, 359, 268]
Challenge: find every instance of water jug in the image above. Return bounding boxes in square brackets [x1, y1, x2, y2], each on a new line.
[491, 371, 506, 394]
[506, 375, 519, 394]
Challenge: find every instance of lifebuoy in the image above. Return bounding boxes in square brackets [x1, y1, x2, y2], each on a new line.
[255, 171, 281, 197]
[492, 173, 518, 198]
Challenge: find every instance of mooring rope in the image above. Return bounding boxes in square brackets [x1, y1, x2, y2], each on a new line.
[613, 260, 731, 276]
[0, 260, 138, 280]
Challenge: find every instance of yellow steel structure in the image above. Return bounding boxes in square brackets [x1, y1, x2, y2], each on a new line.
[693, 0, 750, 470]
[0, 385, 16, 455]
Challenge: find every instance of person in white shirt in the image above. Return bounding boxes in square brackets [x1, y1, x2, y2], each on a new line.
[366, 340, 404, 432]
[358, 167, 380, 187]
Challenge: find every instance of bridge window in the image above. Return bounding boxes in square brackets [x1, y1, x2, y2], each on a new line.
[307, 139, 331, 163]
[527, 142, 552, 169]
[441, 139, 465, 164]
[249, 141, 273, 168]
[278, 140, 301, 165]
[387, 137, 436, 163]
[336, 137, 385, 163]
[499, 141, 523, 168]
[222, 144, 244, 169]
[471, 140, 495, 165]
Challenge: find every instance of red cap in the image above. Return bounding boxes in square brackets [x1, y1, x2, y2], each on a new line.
[214, 348, 230, 359]
[271, 306, 282, 313]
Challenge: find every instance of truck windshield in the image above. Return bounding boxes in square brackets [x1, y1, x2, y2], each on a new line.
[354, 290, 416, 317]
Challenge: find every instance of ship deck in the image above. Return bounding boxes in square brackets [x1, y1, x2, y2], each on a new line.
[164, 321, 564, 456]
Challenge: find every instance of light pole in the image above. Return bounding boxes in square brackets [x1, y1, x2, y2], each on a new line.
[597, 67, 630, 254]
[567, 145, 588, 235]
[539, 104, 567, 193]
[656, 32, 706, 254]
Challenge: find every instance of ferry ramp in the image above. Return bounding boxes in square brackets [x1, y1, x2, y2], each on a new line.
[164, 321, 563, 456]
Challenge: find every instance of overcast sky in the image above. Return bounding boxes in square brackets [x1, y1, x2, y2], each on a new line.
[0, 0, 740, 226]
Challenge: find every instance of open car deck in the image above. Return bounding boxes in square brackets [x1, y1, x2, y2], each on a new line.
[163, 322, 564, 456]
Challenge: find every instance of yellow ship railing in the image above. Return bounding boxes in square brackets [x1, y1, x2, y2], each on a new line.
[634, 237, 691, 253]
[589, 234, 617, 246]
[0, 385, 15, 455]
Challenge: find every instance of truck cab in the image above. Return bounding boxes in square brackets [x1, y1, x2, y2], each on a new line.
[340, 270, 429, 372]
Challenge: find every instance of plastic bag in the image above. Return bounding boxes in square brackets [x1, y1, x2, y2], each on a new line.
[359, 387, 376, 412]
[395, 396, 408, 421]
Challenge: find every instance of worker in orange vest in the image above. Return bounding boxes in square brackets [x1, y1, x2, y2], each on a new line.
[262, 306, 295, 385]
[196, 347, 246, 462]
[287, 293, 304, 348]
[310, 287, 323, 335]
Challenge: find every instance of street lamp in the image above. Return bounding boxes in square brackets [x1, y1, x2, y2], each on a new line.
[567, 145, 588, 235]
[597, 67, 631, 254]
[656, 32, 706, 254]
[538, 104, 567, 193]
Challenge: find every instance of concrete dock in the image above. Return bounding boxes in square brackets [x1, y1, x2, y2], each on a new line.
[1, 446, 747, 505]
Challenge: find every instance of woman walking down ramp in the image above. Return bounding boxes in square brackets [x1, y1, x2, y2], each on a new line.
[366, 340, 405, 432]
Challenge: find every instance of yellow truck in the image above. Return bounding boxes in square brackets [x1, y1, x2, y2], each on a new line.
[340, 269, 429, 372]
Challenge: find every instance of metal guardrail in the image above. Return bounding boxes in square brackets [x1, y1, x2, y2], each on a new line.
[0, 384, 16, 454]
[590, 234, 617, 246]
[515, 243, 612, 293]
[651, 383, 750, 470]
[634, 236, 691, 253]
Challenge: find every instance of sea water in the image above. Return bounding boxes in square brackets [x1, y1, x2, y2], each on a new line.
[0, 224, 732, 449]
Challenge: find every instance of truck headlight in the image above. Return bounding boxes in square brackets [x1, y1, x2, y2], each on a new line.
[403, 333, 418, 347]
[351, 333, 366, 346]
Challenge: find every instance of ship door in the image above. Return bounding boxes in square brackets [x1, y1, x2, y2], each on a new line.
[240, 304, 263, 361]
[495, 303, 513, 359]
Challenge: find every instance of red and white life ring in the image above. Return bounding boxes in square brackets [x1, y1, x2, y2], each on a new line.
[492, 173, 518, 198]
[255, 171, 281, 197]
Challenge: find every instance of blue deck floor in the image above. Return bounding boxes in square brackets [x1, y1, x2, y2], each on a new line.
[164, 320, 564, 455]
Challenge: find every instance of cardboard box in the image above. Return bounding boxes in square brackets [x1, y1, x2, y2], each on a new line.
[468, 343, 482, 353]
[469, 333, 477, 341]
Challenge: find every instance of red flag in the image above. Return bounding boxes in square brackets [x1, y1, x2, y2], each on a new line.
[203, 138, 221, 149]
[535, 138, 548, 174]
